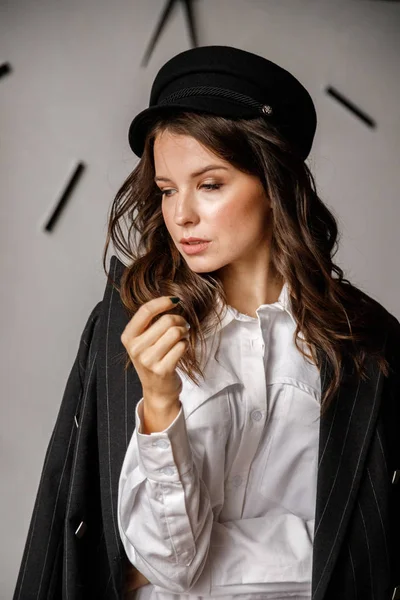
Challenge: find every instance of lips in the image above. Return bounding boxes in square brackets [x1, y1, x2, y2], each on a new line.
[180, 240, 211, 255]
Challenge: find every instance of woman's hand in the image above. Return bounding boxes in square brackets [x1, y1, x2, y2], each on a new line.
[120, 296, 190, 408]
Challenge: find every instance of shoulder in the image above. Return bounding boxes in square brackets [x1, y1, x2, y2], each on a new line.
[81, 253, 127, 340]
[78, 254, 128, 358]
[81, 300, 103, 345]
[344, 280, 400, 334]
[350, 282, 400, 371]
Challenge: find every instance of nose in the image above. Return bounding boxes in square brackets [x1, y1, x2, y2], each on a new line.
[173, 191, 199, 225]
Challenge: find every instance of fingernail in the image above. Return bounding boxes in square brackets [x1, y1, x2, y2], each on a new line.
[170, 297, 181, 304]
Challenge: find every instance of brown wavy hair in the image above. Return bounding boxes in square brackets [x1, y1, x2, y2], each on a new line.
[102, 110, 390, 415]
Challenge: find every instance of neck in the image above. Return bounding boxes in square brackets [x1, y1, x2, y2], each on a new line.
[221, 272, 285, 318]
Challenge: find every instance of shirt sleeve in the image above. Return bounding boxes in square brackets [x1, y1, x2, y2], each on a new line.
[117, 397, 213, 594]
[118, 399, 313, 597]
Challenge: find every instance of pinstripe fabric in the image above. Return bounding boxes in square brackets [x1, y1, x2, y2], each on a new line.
[12, 255, 400, 599]
[12, 300, 108, 599]
[311, 332, 400, 600]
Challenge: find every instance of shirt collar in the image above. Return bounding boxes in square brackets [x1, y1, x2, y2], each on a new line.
[179, 280, 295, 418]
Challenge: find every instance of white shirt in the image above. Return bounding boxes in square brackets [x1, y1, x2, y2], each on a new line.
[117, 281, 321, 600]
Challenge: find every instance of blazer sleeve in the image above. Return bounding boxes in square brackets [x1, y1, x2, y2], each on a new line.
[12, 301, 103, 600]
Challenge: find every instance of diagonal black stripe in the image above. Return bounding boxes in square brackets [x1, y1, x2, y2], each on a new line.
[326, 86, 376, 128]
[43, 161, 85, 232]
[0, 62, 12, 79]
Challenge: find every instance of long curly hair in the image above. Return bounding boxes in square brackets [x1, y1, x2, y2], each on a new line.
[102, 110, 390, 415]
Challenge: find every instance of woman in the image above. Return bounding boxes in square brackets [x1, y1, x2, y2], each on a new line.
[114, 46, 399, 599]
[13, 46, 400, 600]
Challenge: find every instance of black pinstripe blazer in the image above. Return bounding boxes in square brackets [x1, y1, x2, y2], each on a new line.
[13, 255, 400, 600]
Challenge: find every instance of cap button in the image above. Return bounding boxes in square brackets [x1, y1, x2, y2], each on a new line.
[261, 104, 273, 115]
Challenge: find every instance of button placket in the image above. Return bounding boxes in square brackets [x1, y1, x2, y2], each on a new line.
[223, 338, 267, 518]
[251, 409, 263, 422]
[161, 466, 175, 475]
[232, 475, 243, 487]
[225, 471, 247, 496]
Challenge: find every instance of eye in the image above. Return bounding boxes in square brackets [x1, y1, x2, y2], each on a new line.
[201, 183, 222, 191]
[160, 183, 222, 197]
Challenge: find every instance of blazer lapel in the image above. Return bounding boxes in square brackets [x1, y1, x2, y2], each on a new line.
[311, 338, 387, 600]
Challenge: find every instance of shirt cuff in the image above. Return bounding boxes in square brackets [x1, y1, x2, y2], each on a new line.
[135, 397, 194, 482]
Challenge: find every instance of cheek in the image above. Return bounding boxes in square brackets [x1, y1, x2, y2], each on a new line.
[214, 201, 257, 235]
[161, 203, 173, 229]
[212, 204, 240, 231]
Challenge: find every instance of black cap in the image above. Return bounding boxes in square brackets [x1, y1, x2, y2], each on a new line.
[128, 45, 317, 161]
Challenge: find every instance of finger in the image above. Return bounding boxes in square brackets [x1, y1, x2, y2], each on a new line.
[150, 337, 189, 377]
[140, 314, 188, 349]
[122, 296, 180, 341]
[140, 326, 190, 370]
[124, 313, 188, 364]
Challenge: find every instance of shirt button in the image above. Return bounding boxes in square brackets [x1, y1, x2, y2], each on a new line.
[162, 466, 175, 475]
[232, 475, 243, 487]
[153, 439, 169, 448]
[251, 410, 263, 421]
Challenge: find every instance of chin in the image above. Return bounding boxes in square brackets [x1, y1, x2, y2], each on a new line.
[184, 258, 225, 275]
[185, 263, 214, 273]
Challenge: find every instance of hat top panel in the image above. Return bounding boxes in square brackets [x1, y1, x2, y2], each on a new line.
[151, 45, 302, 104]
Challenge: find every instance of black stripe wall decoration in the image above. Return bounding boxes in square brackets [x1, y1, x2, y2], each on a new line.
[43, 161, 86, 232]
[325, 86, 376, 129]
[0, 62, 12, 79]
[141, 0, 199, 67]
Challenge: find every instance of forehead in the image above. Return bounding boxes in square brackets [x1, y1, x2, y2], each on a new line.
[154, 130, 213, 156]
[153, 131, 231, 176]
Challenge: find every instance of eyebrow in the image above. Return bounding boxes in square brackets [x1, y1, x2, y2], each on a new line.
[154, 165, 229, 183]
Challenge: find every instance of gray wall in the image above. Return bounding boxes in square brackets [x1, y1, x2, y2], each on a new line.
[1, 0, 399, 596]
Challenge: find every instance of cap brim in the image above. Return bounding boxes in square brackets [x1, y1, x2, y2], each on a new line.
[128, 96, 259, 158]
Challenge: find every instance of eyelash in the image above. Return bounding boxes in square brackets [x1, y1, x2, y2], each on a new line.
[160, 183, 222, 197]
